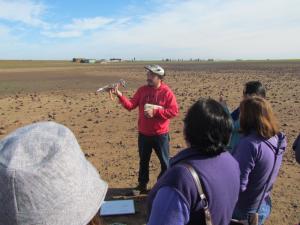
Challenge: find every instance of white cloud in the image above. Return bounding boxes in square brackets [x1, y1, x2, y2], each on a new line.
[64, 17, 113, 31]
[0, 0, 299, 59]
[0, 24, 9, 36]
[85, 0, 300, 59]
[0, 0, 47, 27]
[42, 16, 129, 38]
[41, 30, 82, 38]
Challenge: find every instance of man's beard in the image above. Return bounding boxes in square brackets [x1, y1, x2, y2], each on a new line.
[147, 79, 154, 86]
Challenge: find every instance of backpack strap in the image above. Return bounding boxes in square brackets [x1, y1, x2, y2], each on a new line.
[256, 136, 282, 213]
[181, 163, 214, 225]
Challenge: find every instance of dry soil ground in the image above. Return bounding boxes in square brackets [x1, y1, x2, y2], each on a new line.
[0, 61, 299, 225]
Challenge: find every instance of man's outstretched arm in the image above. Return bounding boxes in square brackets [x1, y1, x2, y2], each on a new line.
[114, 87, 140, 111]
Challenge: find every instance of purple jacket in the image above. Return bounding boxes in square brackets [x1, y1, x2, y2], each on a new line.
[147, 148, 240, 225]
[233, 132, 287, 211]
[147, 187, 190, 225]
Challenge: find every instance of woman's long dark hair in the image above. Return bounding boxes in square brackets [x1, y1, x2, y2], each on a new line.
[184, 98, 233, 155]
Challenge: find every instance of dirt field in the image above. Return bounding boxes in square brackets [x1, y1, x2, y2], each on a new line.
[0, 61, 299, 225]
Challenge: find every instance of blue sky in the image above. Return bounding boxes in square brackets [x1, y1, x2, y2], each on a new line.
[0, 0, 299, 60]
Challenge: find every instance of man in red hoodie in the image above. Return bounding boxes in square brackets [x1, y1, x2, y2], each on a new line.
[112, 65, 179, 193]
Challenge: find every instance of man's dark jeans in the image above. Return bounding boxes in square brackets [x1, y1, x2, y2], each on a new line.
[138, 133, 170, 185]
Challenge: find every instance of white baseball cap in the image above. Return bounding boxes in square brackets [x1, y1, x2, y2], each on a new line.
[144, 64, 165, 77]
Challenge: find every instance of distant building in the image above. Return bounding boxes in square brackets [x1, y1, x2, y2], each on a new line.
[85, 59, 97, 64]
[72, 58, 84, 63]
[109, 58, 122, 62]
[72, 58, 97, 64]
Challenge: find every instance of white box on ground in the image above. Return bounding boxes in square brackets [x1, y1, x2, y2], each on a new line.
[100, 200, 135, 216]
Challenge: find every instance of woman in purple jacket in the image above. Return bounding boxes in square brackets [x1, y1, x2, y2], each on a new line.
[147, 98, 240, 225]
[233, 97, 287, 225]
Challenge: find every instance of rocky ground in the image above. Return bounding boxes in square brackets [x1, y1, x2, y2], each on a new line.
[0, 61, 299, 225]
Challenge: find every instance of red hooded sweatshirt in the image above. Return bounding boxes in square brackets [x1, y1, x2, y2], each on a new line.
[118, 83, 179, 136]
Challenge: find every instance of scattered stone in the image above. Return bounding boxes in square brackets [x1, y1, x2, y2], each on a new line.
[175, 144, 182, 149]
[48, 113, 55, 120]
[85, 153, 95, 158]
[291, 203, 298, 208]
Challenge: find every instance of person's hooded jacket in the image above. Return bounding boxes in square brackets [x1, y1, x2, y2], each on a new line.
[233, 132, 287, 211]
